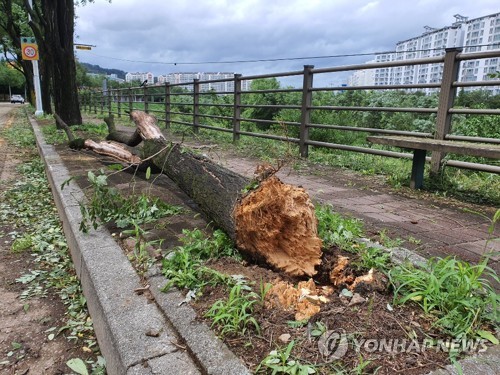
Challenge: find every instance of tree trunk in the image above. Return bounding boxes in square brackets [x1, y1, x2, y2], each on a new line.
[133, 111, 322, 276]
[41, 0, 81, 125]
[68, 110, 322, 276]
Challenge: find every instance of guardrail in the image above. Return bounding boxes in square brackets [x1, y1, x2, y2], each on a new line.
[80, 47, 500, 175]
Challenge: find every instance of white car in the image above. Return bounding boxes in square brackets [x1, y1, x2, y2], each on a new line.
[10, 95, 25, 104]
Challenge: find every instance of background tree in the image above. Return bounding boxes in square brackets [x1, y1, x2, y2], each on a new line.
[0, 0, 36, 104]
[0, 58, 25, 95]
[26, 0, 81, 124]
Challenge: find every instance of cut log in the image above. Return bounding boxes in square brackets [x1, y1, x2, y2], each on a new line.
[83, 139, 141, 164]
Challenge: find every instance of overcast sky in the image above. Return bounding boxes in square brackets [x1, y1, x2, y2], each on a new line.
[74, 0, 499, 86]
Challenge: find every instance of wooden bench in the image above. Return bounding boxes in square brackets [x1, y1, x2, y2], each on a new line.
[367, 136, 500, 189]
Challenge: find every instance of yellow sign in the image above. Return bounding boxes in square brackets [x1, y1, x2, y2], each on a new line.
[76, 45, 92, 50]
[21, 37, 38, 61]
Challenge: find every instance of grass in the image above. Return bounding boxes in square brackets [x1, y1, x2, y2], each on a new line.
[0, 113, 105, 373]
[315, 205, 364, 251]
[161, 228, 238, 292]
[388, 256, 499, 339]
[256, 340, 317, 374]
[205, 283, 261, 337]
[78, 169, 183, 232]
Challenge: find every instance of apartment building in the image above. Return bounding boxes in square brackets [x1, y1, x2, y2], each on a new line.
[156, 72, 250, 92]
[349, 12, 500, 93]
[125, 72, 154, 84]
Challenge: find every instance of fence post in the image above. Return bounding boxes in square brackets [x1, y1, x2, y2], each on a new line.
[93, 92, 97, 114]
[431, 47, 462, 175]
[117, 89, 121, 118]
[299, 65, 314, 157]
[165, 82, 171, 129]
[193, 78, 200, 134]
[107, 89, 112, 117]
[143, 85, 149, 113]
[128, 87, 133, 113]
[233, 74, 242, 143]
[100, 91, 104, 115]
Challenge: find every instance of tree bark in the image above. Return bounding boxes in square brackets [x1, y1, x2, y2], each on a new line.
[62, 110, 322, 276]
[130, 111, 323, 276]
[40, 0, 81, 125]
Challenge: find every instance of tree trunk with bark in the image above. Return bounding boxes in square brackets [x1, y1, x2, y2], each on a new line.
[40, 0, 81, 125]
[130, 111, 322, 276]
[66, 110, 322, 276]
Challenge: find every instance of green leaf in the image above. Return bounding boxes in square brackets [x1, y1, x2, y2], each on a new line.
[11, 342, 22, 350]
[66, 358, 89, 375]
[146, 166, 151, 180]
[477, 330, 499, 344]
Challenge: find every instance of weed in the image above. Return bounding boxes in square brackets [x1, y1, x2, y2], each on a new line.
[352, 244, 391, 272]
[79, 170, 182, 232]
[389, 256, 499, 339]
[309, 321, 327, 337]
[161, 229, 236, 292]
[377, 229, 404, 248]
[206, 283, 260, 337]
[256, 340, 316, 374]
[315, 204, 364, 251]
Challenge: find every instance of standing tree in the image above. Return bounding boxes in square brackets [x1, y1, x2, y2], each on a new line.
[26, 0, 81, 124]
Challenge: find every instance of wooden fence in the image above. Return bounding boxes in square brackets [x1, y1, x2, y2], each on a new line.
[80, 48, 500, 175]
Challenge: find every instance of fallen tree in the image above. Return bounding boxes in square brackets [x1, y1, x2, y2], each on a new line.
[60, 111, 322, 276]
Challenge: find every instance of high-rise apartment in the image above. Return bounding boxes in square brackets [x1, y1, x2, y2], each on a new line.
[349, 13, 500, 93]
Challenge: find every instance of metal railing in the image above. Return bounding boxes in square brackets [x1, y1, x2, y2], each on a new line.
[80, 48, 500, 175]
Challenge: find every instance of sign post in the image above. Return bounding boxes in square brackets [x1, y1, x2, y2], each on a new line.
[25, 0, 43, 116]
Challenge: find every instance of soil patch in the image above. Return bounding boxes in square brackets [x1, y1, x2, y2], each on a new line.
[189, 249, 462, 374]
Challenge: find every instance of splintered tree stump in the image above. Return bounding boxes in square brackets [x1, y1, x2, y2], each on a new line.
[90, 110, 323, 276]
[234, 177, 322, 276]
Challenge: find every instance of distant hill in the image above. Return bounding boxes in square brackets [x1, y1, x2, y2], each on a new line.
[81, 63, 126, 79]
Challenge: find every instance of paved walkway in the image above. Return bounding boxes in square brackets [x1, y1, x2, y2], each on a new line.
[170, 132, 500, 278]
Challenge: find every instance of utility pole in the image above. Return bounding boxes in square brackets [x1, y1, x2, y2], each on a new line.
[27, 0, 43, 116]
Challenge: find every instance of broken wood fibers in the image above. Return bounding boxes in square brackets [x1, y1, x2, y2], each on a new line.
[126, 111, 323, 277]
[234, 177, 322, 276]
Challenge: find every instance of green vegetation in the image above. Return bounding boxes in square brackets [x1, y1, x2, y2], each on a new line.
[389, 210, 499, 339]
[316, 205, 364, 251]
[389, 256, 499, 339]
[256, 340, 317, 375]
[41, 121, 108, 145]
[206, 283, 261, 337]
[161, 229, 237, 292]
[78, 169, 183, 232]
[0, 115, 105, 374]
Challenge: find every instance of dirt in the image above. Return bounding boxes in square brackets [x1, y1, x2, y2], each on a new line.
[0, 106, 93, 375]
[190, 250, 467, 374]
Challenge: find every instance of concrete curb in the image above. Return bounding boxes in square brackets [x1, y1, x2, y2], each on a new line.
[29, 117, 249, 375]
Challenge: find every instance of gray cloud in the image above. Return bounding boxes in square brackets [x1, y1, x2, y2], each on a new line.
[75, 0, 500, 85]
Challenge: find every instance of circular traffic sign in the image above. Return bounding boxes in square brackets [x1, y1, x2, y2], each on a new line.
[23, 46, 37, 58]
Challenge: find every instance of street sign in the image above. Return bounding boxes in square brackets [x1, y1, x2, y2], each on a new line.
[21, 37, 38, 61]
[75, 44, 93, 50]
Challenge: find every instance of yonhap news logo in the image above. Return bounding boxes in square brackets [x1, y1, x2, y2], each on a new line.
[318, 329, 349, 361]
[318, 330, 488, 362]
